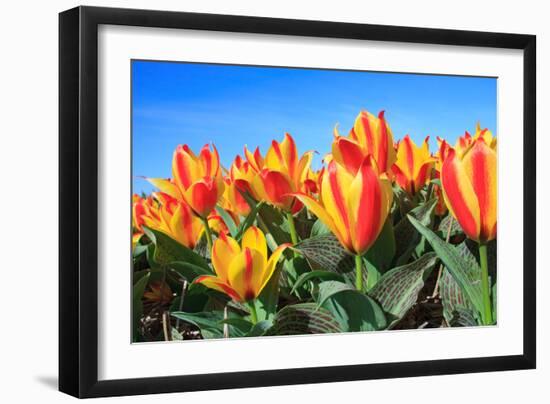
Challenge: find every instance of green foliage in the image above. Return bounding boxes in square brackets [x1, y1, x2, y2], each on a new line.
[142, 226, 210, 270]
[294, 233, 366, 286]
[317, 281, 387, 331]
[394, 199, 437, 265]
[369, 253, 438, 327]
[215, 206, 239, 237]
[132, 272, 150, 341]
[267, 303, 342, 335]
[407, 215, 487, 324]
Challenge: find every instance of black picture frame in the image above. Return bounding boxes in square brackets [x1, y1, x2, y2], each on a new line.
[59, 5, 536, 398]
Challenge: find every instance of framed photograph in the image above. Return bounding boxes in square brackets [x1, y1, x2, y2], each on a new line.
[59, 6, 536, 398]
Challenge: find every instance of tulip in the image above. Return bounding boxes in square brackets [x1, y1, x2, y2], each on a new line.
[249, 133, 314, 245]
[251, 133, 313, 214]
[440, 137, 496, 243]
[293, 156, 393, 291]
[194, 227, 289, 315]
[132, 194, 159, 247]
[392, 135, 435, 196]
[132, 192, 204, 250]
[332, 110, 396, 174]
[147, 144, 225, 219]
[440, 135, 497, 325]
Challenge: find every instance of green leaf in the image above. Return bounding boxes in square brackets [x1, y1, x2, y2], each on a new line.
[407, 215, 486, 323]
[142, 226, 210, 270]
[438, 214, 464, 239]
[294, 233, 366, 286]
[235, 201, 264, 241]
[394, 199, 437, 265]
[132, 272, 150, 340]
[365, 259, 381, 291]
[369, 253, 438, 327]
[440, 266, 478, 326]
[254, 267, 282, 322]
[247, 320, 273, 337]
[317, 281, 387, 332]
[267, 303, 342, 335]
[257, 203, 292, 245]
[394, 186, 415, 216]
[290, 270, 344, 295]
[171, 311, 223, 339]
[215, 206, 238, 237]
[448, 306, 478, 327]
[310, 219, 331, 237]
[364, 216, 395, 272]
[218, 317, 254, 337]
[168, 261, 211, 282]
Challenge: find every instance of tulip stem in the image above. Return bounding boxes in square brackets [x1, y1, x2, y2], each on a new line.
[479, 243, 493, 325]
[200, 216, 214, 253]
[286, 212, 299, 245]
[355, 254, 363, 292]
[248, 301, 258, 325]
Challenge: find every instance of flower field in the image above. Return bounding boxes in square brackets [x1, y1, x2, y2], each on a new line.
[132, 110, 497, 342]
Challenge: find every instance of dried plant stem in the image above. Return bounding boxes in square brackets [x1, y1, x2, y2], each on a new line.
[162, 311, 171, 341]
[175, 279, 188, 330]
[223, 305, 229, 338]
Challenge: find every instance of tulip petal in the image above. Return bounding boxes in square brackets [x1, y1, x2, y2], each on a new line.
[441, 149, 481, 241]
[227, 248, 265, 301]
[212, 232, 241, 282]
[280, 133, 299, 179]
[146, 178, 183, 200]
[241, 226, 267, 264]
[184, 177, 222, 218]
[172, 145, 199, 191]
[169, 203, 200, 249]
[292, 192, 351, 252]
[332, 137, 364, 175]
[347, 156, 390, 255]
[256, 169, 295, 210]
[320, 161, 353, 247]
[194, 275, 242, 301]
[259, 243, 290, 294]
[461, 139, 497, 242]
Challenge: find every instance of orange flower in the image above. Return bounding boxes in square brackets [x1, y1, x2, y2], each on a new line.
[250, 133, 314, 213]
[194, 227, 289, 301]
[332, 110, 396, 174]
[392, 135, 435, 195]
[147, 144, 225, 218]
[293, 156, 393, 256]
[132, 194, 159, 246]
[440, 136, 497, 243]
[132, 192, 204, 249]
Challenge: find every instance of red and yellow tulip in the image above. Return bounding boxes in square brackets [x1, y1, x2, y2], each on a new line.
[132, 192, 204, 249]
[392, 135, 435, 195]
[293, 156, 393, 256]
[332, 110, 396, 174]
[194, 226, 289, 302]
[440, 136, 497, 243]
[251, 133, 314, 213]
[147, 144, 225, 218]
[132, 194, 159, 246]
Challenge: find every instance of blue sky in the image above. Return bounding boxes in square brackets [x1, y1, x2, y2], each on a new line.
[132, 60, 496, 195]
